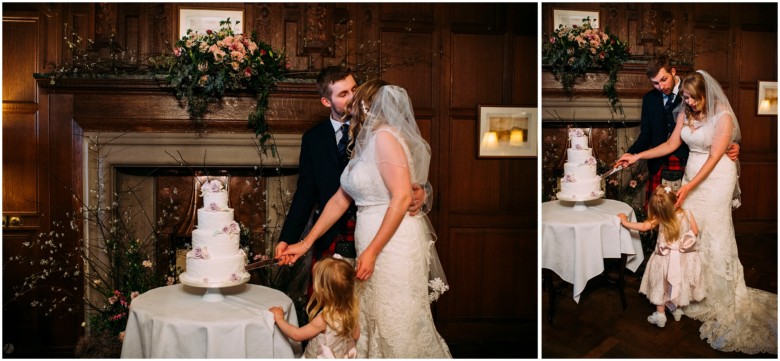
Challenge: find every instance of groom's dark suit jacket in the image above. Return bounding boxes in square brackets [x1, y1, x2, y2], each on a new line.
[627, 88, 689, 176]
[279, 119, 353, 257]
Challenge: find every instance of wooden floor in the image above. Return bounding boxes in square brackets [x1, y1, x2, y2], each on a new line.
[542, 232, 778, 358]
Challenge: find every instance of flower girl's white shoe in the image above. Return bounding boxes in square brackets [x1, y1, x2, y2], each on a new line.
[647, 311, 667, 328]
[672, 308, 684, 321]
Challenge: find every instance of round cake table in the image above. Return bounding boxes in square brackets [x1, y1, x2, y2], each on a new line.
[542, 198, 644, 309]
[120, 283, 302, 358]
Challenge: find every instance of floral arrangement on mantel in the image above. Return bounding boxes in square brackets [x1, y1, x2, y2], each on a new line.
[168, 19, 289, 152]
[543, 17, 630, 116]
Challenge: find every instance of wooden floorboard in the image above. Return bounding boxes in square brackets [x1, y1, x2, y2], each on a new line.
[542, 232, 778, 358]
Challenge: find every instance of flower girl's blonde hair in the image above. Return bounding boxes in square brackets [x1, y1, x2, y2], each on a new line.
[306, 257, 359, 338]
[647, 186, 683, 244]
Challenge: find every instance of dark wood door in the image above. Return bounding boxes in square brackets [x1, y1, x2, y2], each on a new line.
[3, 9, 81, 357]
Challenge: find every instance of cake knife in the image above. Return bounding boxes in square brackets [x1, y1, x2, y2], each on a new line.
[245, 258, 280, 271]
[600, 164, 624, 179]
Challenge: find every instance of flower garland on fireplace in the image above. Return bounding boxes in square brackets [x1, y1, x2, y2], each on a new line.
[543, 17, 630, 116]
[168, 19, 289, 153]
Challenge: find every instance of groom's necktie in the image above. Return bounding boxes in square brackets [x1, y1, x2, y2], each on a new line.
[665, 93, 676, 111]
[336, 124, 350, 165]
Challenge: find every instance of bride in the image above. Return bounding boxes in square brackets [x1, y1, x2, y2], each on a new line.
[280, 80, 451, 358]
[618, 70, 777, 354]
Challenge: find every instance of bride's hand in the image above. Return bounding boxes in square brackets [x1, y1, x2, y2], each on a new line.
[675, 184, 692, 208]
[355, 250, 377, 281]
[279, 242, 308, 265]
[616, 153, 639, 167]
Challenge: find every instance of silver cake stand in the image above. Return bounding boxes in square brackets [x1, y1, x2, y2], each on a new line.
[179, 272, 250, 302]
[556, 191, 605, 211]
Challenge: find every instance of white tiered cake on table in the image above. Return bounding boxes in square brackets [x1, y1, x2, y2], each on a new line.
[557, 128, 604, 203]
[179, 179, 249, 299]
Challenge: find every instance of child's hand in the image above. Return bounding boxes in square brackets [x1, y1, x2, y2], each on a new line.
[268, 306, 285, 322]
[617, 213, 628, 222]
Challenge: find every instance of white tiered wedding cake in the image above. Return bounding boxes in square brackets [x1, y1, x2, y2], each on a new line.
[558, 128, 603, 200]
[180, 179, 250, 285]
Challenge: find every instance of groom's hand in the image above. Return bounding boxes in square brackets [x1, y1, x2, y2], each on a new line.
[726, 143, 740, 161]
[408, 184, 425, 216]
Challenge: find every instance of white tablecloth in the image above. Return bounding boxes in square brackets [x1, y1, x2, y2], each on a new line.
[120, 283, 302, 358]
[542, 199, 644, 303]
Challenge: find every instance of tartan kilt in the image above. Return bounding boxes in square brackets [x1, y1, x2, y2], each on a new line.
[647, 155, 682, 205]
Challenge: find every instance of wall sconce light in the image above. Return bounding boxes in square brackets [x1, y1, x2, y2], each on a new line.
[760, 99, 772, 112]
[481, 132, 499, 149]
[509, 129, 523, 146]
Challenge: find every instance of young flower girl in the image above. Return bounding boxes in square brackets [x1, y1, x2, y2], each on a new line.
[618, 186, 705, 328]
[269, 257, 359, 358]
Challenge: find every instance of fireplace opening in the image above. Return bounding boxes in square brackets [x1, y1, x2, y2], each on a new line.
[114, 166, 298, 277]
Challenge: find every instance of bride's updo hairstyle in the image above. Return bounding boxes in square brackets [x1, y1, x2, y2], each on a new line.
[681, 72, 707, 118]
[344, 79, 389, 156]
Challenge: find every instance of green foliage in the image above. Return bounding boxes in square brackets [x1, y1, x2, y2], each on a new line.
[167, 19, 289, 151]
[543, 18, 630, 116]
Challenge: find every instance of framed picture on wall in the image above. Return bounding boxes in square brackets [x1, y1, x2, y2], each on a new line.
[477, 106, 538, 158]
[553, 9, 599, 29]
[179, 8, 244, 38]
[757, 80, 778, 116]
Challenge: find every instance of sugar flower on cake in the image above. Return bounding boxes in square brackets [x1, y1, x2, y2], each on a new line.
[207, 202, 224, 212]
[568, 128, 585, 138]
[584, 157, 597, 166]
[190, 246, 210, 259]
[562, 174, 577, 183]
[230, 273, 241, 282]
[216, 221, 241, 236]
[200, 179, 225, 195]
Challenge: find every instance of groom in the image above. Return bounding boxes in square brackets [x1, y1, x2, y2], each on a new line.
[275, 66, 427, 269]
[618, 56, 740, 203]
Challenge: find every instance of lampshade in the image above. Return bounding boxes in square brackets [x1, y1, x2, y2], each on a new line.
[509, 129, 523, 146]
[481, 132, 499, 149]
[760, 99, 771, 112]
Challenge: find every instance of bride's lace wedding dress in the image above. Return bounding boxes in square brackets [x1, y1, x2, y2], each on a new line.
[341, 127, 451, 358]
[680, 111, 777, 354]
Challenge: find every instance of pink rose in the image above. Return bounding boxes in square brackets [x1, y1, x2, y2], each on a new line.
[108, 295, 118, 305]
[630, 180, 638, 188]
[231, 273, 240, 282]
[173, 47, 183, 57]
[208, 180, 223, 192]
[229, 222, 239, 234]
[208, 202, 221, 211]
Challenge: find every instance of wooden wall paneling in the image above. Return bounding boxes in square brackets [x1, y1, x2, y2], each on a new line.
[446, 227, 532, 319]
[693, 27, 731, 85]
[450, 33, 504, 109]
[2, 113, 41, 215]
[146, 4, 172, 56]
[512, 35, 536, 105]
[378, 3, 434, 24]
[42, 4, 63, 72]
[448, 118, 502, 212]
[65, 3, 94, 55]
[379, 30, 434, 108]
[737, 30, 777, 84]
[45, 94, 83, 354]
[3, 18, 38, 101]
[450, 3, 503, 33]
[2, 10, 60, 357]
[2, 231, 44, 355]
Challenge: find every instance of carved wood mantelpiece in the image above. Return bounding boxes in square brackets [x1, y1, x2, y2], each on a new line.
[35, 76, 328, 133]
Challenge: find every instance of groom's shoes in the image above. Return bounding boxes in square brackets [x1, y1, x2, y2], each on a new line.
[647, 311, 667, 328]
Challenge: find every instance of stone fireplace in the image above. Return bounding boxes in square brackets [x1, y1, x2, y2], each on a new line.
[84, 131, 303, 274]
